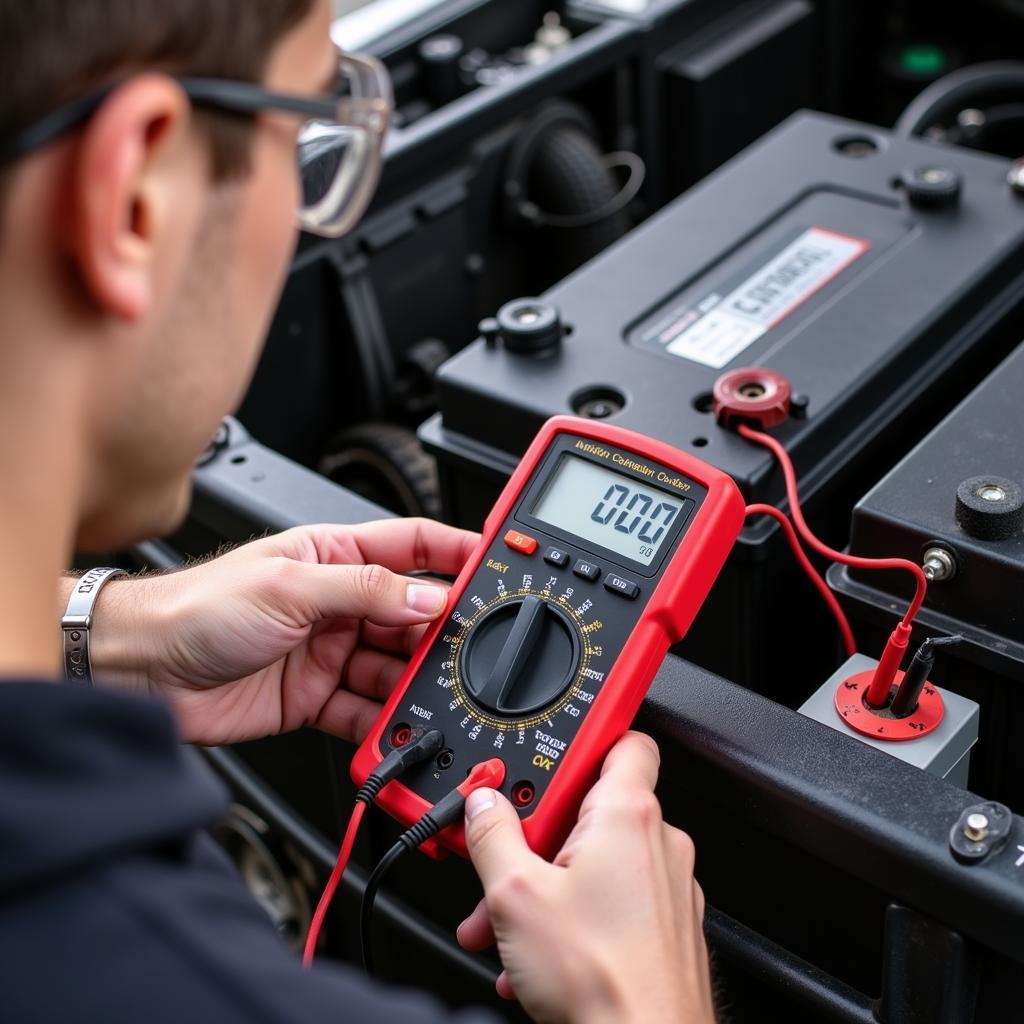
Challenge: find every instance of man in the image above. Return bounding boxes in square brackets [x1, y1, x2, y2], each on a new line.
[0, 2, 716, 1021]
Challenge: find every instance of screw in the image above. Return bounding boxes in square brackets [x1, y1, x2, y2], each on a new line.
[922, 167, 950, 185]
[922, 546, 956, 582]
[1008, 158, 1024, 195]
[514, 307, 542, 326]
[789, 393, 810, 418]
[964, 812, 990, 841]
[977, 483, 1007, 502]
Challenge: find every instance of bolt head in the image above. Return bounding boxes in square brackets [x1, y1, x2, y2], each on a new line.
[514, 308, 541, 325]
[964, 812, 990, 840]
[977, 483, 1007, 502]
[921, 547, 955, 582]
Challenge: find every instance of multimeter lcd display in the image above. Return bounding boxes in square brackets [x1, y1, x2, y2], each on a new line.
[531, 454, 683, 566]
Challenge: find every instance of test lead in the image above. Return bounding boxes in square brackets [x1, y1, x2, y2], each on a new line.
[890, 635, 964, 718]
[360, 758, 506, 975]
[302, 728, 444, 967]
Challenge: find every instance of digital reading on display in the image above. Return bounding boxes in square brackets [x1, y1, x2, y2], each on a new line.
[531, 454, 683, 566]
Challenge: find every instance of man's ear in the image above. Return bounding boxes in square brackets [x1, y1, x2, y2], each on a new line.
[69, 74, 194, 321]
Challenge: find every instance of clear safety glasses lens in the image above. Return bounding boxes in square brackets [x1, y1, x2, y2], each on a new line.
[296, 53, 392, 238]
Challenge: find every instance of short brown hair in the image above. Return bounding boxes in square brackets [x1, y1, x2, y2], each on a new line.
[0, 0, 315, 179]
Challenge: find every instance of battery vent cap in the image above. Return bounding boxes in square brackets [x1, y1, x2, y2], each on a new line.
[496, 298, 563, 355]
[955, 475, 1024, 540]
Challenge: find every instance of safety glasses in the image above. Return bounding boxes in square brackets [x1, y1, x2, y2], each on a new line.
[0, 49, 392, 239]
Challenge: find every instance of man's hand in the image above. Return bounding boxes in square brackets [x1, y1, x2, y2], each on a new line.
[457, 732, 715, 1024]
[88, 519, 479, 745]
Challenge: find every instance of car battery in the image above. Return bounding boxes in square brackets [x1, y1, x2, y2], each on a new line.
[420, 110, 1024, 694]
[830, 339, 1024, 810]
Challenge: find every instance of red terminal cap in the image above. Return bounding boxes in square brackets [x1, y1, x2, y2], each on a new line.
[713, 367, 792, 429]
[834, 669, 945, 741]
[457, 758, 507, 797]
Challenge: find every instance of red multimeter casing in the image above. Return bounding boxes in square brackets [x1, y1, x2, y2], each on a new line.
[352, 415, 744, 860]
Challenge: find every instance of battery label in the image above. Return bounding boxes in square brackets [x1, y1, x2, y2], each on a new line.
[641, 227, 870, 369]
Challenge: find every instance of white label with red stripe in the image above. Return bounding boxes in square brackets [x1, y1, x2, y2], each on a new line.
[664, 227, 869, 369]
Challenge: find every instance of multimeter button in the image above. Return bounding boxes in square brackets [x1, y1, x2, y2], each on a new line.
[604, 573, 639, 599]
[504, 529, 538, 555]
[572, 559, 601, 581]
[543, 546, 569, 568]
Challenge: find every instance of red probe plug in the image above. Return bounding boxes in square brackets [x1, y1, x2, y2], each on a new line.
[460, 759, 507, 797]
[400, 758, 507, 847]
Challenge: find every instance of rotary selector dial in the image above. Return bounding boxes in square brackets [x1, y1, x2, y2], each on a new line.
[461, 595, 581, 715]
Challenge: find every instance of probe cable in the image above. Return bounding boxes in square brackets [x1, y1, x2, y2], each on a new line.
[744, 503, 856, 657]
[360, 758, 507, 976]
[737, 423, 928, 707]
[302, 728, 445, 967]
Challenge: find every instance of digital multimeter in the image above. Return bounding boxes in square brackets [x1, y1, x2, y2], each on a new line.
[352, 416, 745, 858]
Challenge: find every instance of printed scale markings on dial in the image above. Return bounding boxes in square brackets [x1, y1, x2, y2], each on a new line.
[439, 568, 606, 738]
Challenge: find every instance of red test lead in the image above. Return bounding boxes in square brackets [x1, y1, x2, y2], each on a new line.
[735, 422, 928, 707]
[302, 727, 445, 967]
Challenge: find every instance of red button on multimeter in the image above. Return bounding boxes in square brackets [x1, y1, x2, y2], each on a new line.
[504, 529, 538, 555]
[352, 416, 744, 859]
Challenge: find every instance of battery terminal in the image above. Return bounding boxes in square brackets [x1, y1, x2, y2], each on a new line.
[922, 546, 956, 582]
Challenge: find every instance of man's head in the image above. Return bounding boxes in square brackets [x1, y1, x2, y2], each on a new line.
[0, 0, 340, 549]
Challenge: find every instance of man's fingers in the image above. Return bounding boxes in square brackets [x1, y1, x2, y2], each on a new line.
[281, 561, 448, 628]
[271, 519, 480, 577]
[571, 732, 663, 838]
[342, 648, 407, 702]
[360, 619, 434, 657]
[313, 688, 384, 743]
[495, 970, 516, 1001]
[456, 897, 496, 952]
[598, 730, 661, 789]
[464, 789, 541, 895]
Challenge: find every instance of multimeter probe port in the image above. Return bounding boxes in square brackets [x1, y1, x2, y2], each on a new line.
[511, 780, 536, 807]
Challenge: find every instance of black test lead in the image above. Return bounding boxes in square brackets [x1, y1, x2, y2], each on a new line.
[890, 635, 964, 718]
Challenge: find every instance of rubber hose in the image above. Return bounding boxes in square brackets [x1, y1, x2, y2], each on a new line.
[526, 124, 632, 280]
[895, 61, 1024, 137]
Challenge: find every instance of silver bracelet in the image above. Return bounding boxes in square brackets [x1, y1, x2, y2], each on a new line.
[62, 567, 126, 684]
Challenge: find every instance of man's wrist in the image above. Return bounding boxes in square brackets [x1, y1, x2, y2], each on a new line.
[65, 574, 163, 693]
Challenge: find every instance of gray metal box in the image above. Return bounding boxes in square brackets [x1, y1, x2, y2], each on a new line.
[799, 653, 980, 788]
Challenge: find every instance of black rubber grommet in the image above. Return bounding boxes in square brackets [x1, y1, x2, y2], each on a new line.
[955, 475, 1024, 540]
[900, 165, 962, 208]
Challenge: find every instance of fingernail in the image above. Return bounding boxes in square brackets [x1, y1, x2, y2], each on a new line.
[406, 583, 445, 614]
[465, 788, 496, 821]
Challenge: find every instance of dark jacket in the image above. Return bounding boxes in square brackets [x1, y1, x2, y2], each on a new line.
[0, 681, 494, 1022]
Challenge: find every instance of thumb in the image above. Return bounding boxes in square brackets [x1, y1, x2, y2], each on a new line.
[464, 788, 539, 892]
[284, 561, 448, 627]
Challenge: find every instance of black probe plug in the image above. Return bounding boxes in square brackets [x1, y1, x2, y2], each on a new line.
[356, 728, 445, 805]
[890, 635, 963, 717]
